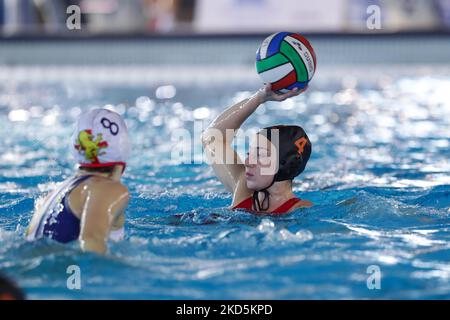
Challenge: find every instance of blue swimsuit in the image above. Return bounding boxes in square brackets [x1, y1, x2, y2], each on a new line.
[27, 175, 92, 243]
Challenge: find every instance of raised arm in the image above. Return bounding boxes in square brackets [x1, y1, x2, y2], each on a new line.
[201, 92, 260, 192]
[201, 84, 303, 193]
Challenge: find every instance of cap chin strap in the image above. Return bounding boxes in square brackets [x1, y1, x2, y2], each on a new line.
[252, 178, 276, 212]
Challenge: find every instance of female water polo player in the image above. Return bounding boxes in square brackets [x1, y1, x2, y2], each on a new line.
[202, 84, 312, 214]
[26, 109, 130, 254]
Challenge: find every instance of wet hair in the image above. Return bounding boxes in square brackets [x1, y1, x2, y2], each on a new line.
[79, 165, 116, 174]
[0, 273, 25, 300]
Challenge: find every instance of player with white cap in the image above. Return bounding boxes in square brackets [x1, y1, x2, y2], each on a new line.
[26, 108, 130, 254]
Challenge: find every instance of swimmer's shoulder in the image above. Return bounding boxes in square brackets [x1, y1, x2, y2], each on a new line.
[78, 175, 129, 201]
[69, 176, 129, 216]
[292, 199, 313, 210]
[84, 175, 127, 189]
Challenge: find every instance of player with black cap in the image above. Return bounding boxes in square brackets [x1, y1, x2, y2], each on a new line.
[202, 84, 313, 214]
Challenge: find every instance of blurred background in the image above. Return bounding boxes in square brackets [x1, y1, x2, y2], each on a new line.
[0, 0, 449, 35]
[0, 0, 449, 67]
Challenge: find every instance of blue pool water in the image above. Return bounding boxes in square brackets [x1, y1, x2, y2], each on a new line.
[0, 68, 449, 299]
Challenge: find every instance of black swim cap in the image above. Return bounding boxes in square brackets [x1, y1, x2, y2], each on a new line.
[258, 125, 312, 182]
[251, 125, 311, 212]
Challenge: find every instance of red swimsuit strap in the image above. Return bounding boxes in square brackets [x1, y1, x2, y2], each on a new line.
[233, 197, 301, 214]
[271, 198, 301, 214]
[233, 197, 253, 210]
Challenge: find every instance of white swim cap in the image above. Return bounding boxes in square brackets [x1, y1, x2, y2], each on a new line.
[71, 108, 130, 170]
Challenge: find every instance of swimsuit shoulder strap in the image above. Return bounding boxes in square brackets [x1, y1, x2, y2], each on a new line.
[272, 198, 301, 214]
[233, 196, 253, 210]
[39, 175, 91, 215]
[234, 196, 302, 214]
[28, 175, 93, 241]
[62, 175, 93, 207]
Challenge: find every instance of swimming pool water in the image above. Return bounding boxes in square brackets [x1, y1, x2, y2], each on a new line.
[0, 67, 449, 299]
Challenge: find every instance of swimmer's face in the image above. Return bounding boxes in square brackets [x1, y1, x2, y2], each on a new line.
[244, 134, 278, 191]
